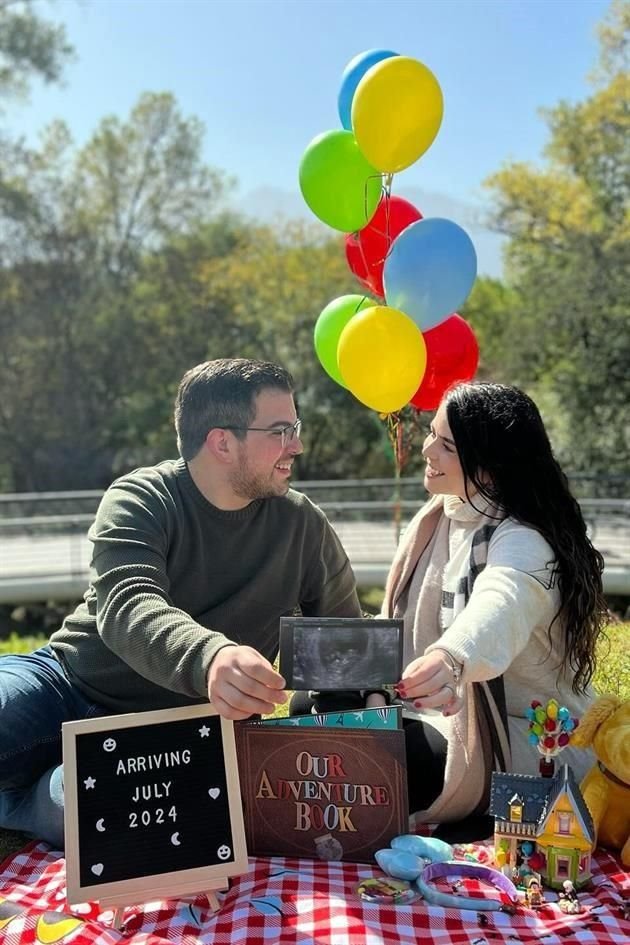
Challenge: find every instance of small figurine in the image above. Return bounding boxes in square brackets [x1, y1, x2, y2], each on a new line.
[525, 877, 544, 909]
[558, 880, 581, 914]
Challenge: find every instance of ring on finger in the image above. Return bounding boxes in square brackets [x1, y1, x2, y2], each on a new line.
[443, 683, 456, 702]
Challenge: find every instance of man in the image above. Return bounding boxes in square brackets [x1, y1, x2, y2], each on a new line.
[0, 358, 361, 847]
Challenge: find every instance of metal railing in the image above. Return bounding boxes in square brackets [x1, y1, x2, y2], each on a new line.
[1, 482, 629, 602]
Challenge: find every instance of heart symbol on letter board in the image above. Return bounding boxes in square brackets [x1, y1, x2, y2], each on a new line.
[91, 863, 104, 877]
[208, 788, 221, 800]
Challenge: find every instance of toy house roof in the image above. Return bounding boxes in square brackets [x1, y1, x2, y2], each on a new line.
[490, 764, 594, 841]
[538, 765, 594, 842]
[490, 771, 552, 824]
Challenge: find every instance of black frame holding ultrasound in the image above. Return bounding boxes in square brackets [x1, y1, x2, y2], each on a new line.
[279, 617, 404, 691]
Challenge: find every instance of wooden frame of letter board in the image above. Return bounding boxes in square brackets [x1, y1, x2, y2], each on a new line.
[63, 704, 248, 910]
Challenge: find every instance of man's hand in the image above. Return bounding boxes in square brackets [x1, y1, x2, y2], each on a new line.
[207, 645, 288, 720]
[396, 650, 464, 716]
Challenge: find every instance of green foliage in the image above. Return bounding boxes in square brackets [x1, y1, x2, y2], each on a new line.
[460, 276, 517, 381]
[593, 622, 630, 697]
[1, 622, 627, 698]
[0, 4, 628, 488]
[0, 93, 233, 489]
[197, 219, 399, 479]
[0, 0, 73, 103]
[0, 632, 46, 654]
[484, 3, 630, 474]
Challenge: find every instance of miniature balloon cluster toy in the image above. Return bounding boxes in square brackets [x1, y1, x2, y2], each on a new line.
[526, 698, 579, 777]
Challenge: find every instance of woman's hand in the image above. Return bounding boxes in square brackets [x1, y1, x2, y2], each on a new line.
[396, 650, 464, 716]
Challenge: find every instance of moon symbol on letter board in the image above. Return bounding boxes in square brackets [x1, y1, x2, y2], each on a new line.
[96, 818, 106, 832]
[171, 832, 181, 846]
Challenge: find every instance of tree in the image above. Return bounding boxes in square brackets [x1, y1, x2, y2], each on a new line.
[460, 276, 516, 381]
[485, 0, 630, 473]
[195, 220, 397, 480]
[0, 93, 231, 489]
[0, 0, 73, 104]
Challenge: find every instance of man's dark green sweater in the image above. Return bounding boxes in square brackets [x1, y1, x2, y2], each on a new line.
[50, 459, 360, 713]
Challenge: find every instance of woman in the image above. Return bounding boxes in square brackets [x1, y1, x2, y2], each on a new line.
[375, 381, 607, 826]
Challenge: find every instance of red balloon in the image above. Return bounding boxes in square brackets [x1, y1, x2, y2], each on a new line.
[410, 314, 479, 411]
[345, 194, 422, 298]
[528, 852, 545, 871]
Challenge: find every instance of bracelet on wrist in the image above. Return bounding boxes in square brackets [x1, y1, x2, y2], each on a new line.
[436, 648, 463, 684]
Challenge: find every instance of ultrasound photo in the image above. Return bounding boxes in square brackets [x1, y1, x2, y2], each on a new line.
[279, 618, 403, 690]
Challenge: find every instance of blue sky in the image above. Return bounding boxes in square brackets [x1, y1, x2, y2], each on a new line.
[8, 0, 610, 275]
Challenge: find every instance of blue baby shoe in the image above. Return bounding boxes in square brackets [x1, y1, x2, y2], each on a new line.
[391, 834, 454, 863]
[375, 848, 425, 881]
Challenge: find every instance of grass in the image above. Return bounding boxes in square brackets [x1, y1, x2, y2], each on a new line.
[1, 618, 628, 864]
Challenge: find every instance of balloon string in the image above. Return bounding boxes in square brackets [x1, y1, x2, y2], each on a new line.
[385, 413, 402, 474]
[352, 225, 373, 294]
[385, 411, 404, 543]
[384, 409, 427, 542]
[357, 174, 396, 295]
[363, 173, 384, 230]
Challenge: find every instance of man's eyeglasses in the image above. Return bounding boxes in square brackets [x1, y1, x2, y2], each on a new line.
[218, 418, 302, 449]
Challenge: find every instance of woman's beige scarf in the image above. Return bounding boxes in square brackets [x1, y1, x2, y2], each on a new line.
[382, 495, 512, 823]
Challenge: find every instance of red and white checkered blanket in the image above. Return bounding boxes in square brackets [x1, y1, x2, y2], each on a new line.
[1, 842, 628, 945]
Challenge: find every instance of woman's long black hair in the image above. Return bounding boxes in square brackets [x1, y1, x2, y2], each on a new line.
[444, 382, 607, 694]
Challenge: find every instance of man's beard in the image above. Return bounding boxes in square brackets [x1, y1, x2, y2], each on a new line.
[228, 451, 289, 501]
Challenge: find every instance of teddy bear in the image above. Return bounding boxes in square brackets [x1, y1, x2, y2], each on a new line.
[571, 695, 630, 866]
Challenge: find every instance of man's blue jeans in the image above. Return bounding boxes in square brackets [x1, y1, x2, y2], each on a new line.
[0, 645, 108, 849]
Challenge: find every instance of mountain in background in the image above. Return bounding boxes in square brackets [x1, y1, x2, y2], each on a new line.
[231, 185, 505, 279]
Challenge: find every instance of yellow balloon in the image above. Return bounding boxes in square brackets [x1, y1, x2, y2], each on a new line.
[547, 699, 559, 720]
[352, 56, 444, 173]
[495, 850, 507, 867]
[337, 305, 426, 413]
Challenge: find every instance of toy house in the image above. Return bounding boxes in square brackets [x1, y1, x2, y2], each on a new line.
[490, 764, 594, 890]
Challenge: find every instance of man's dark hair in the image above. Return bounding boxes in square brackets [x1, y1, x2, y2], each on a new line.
[174, 358, 294, 461]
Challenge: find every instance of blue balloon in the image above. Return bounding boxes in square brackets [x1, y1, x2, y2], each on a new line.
[384, 218, 478, 331]
[525, 707, 536, 721]
[338, 49, 399, 130]
[558, 706, 570, 721]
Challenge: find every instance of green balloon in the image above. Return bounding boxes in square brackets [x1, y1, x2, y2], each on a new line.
[299, 130, 382, 232]
[314, 294, 374, 385]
